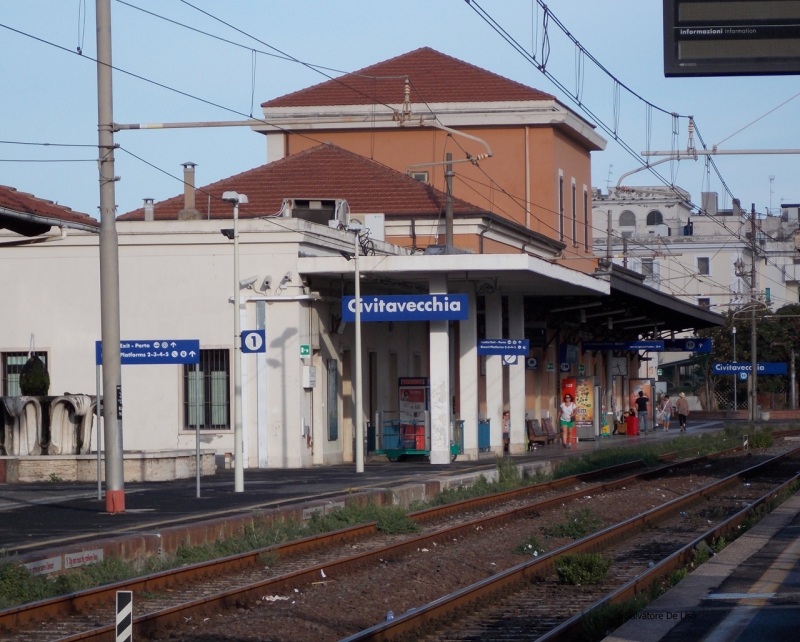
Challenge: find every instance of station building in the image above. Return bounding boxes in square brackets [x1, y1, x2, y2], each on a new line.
[1, 49, 723, 473]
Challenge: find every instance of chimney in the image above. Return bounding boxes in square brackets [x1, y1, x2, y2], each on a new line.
[143, 198, 155, 221]
[177, 162, 202, 220]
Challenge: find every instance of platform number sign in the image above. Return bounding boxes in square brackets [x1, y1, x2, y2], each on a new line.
[241, 329, 266, 354]
[116, 591, 132, 642]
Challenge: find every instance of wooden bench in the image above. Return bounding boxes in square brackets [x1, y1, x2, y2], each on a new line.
[542, 417, 558, 445]
[526, 419, 548, 450]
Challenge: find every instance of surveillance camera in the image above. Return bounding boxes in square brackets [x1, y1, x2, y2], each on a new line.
[239, 275, 258, 289]
[283, 271, 293, 283]
[261, 276, 272, 290]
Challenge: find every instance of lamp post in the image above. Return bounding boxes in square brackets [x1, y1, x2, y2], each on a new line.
[222, 191, 248, 492]
[349, 223, 364, 473]
[732, 326, 737, 411]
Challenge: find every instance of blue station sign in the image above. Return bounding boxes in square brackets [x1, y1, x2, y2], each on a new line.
[713, 362, 788, 376]
[96, 340, 200, 366]
[342, 294, 468, 322]
[663, 338, 713, 353]
[583, 341, 664, 352]
[477, 339, 530, 356]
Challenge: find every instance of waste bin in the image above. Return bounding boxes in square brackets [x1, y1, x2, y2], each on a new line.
[626, 414, 639, 436]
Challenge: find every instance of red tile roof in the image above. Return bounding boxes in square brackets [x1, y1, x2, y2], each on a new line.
[119, 144, 488, 221]
[262, 47, 555, 108]
[0, 185, 98, 228]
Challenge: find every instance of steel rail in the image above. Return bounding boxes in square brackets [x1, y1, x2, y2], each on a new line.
[0, 435, 783, 639]
[338, 446, 800, 641]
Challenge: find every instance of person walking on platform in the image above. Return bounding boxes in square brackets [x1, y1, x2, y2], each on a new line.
[676, 392, 690, 432]
[502, 410, 511, 453]
[559, 394, 577, 448]
[635, 390, 650, 434]
[658, 394, 674, 432]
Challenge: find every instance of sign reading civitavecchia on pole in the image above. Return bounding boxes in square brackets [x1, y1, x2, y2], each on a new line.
[342, 294, 468, 322]
[713, 362, 788, 375]
[95, 340, 200, 365]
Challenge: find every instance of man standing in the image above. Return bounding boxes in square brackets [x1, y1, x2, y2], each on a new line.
[635, 390, 650, 434]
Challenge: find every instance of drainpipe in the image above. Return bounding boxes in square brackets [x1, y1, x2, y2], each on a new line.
[0, 226, 67, 247]
[177, 162, 202, 220]
[479, 220, 492, 254]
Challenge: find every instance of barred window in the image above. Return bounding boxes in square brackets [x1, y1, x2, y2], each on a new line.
[183, 349, 230, 430]
[2, 352, 48, 396]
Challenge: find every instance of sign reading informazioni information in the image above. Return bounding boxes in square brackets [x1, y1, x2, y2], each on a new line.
[342, 294, 468, 322]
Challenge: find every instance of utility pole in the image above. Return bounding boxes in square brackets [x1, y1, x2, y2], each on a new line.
[606, 210, 612, 260]
[445, 153, 454, 252]
[96, 0, 125, 513]
[750, 204, 758, 422]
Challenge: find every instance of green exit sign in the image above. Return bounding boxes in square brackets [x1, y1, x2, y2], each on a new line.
[657, 368, 663, 376]
[300, 344, 310, 357]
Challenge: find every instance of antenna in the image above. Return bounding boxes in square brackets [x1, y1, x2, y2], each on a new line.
[605, 164, 614, 191]
[769, 175, 775, 215]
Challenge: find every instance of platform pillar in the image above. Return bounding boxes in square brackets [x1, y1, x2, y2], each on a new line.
[429, 275, 451, 464]
[509, 294, 526, 454]
[458, 283, 479, 459]
[485, 293, 504, 454]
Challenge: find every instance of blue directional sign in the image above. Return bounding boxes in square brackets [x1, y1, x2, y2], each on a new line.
[477, 339, 530, 356]
[713, 362, 788, 376]
[663, 338, 713, 353]
[342, 294, 468, 322]
[583, 341, 664, 352]
[95, 340, 200, 366]
[241, 329, 266, 354]
[739, 371, 749, 381]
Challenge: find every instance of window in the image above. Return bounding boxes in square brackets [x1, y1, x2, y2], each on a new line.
[571, 180, 577, 247]
[559, 173, 565, 241]
[583, 188, 589, 251]
[619, 210, 636, 227]
[641, 258, 654, 277]
[646, 210, 664, 225]
[697, 257, 710, 275]
[327, 359, 339, 441]
[2, 352, 47, 396]
[183, 349, 230, 430]
[410, 171, 428, 183]
[698, 298, 711, 309]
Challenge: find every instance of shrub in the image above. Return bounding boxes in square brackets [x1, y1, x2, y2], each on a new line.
[541, 507, 602, 540]
[556, 553, 611, 585]
[749, 432, 773, 449]
[19, 356, 49, 396]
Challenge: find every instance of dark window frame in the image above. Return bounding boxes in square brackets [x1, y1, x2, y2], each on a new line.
[559, 174, 565, 241]
[571, 181, 577, 247]
[183, 348, 231, 431]
[583, 188, 589, 251]
[2, 352, 48, 396]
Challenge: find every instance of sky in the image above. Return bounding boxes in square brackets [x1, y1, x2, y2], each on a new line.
[1, 0, 799, 219]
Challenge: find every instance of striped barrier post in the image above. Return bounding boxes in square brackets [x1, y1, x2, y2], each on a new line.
[116, 591, 132, 642]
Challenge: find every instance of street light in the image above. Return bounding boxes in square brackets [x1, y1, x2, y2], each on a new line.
[732, 326, 737, 411]
[346, 222, 365, 473]
[221, 191, 248, 492]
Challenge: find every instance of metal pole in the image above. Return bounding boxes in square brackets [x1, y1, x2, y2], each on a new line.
[750, 204, 758, 422]
[95, 364, 102, 500]
[445, 153, 454, 252]
[96, 0, 124, 513]
[732, 327, 737, 411]
[233, 201, 244, 491]
[354, 230, 364, 473]
[195, 363, 201, 498]
[606, 210, 612, 260]
[792, 349, 796, 410]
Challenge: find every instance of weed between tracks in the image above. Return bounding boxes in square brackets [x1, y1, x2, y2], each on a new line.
[556, 553, 611, 585]
[541, 507, 603, 540]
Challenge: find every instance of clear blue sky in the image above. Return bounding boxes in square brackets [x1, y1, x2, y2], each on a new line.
[1, 0, 798, 218]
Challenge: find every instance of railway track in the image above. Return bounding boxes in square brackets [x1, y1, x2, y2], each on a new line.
[340, 448, 800, 642]
[0, 435, 793, 642]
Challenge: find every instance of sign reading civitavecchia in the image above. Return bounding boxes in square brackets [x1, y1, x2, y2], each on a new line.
[342, 294, 469, 322]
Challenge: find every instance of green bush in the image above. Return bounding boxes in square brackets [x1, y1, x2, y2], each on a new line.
[19, 356, 49, 396]
[541, 507, 602, 540]
[556, 553, 611, 585]
[580, 594, 648, 642]
[749, 432, 774, 449]
[669, 567, 688, 586]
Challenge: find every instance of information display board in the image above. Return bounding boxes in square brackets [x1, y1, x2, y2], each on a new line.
[665, 0, 800, 76]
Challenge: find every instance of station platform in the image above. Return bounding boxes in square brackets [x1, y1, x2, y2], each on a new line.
[0, 421, 724, 570]
[607, 447, 800, 642]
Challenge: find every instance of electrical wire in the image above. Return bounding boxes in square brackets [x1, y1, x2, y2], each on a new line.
[0, 140, 95, 147]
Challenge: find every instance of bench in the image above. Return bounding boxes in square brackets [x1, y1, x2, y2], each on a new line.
[526, 419, 548, 450]
[542, 417, 558, 445]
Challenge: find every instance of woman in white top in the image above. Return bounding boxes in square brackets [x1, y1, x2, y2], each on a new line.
[559, 394, 577, 449]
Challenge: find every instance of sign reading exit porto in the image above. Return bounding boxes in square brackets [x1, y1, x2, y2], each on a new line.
[342, 294, 468, 322]
[478, 339, 530, 356]
[96, 340, 200, 366]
